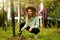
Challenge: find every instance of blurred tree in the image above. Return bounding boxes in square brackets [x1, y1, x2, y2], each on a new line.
[2, 0, 4, 29]
[10, 0, 15, 36]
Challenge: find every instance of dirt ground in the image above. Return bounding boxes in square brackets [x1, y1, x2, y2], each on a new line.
[7, 35, 32, 40]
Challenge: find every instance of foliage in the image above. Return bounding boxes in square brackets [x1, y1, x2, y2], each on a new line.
[0, 27, 60, 40]
[0, 9, 7, 26]
[47, 1, 60, 23]
[0, 10, 3, 26]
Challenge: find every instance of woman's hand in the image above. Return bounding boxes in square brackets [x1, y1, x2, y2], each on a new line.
[21, 27, 25, 31]
[29, 26, 35, 32]
[29, 27, 32, 32]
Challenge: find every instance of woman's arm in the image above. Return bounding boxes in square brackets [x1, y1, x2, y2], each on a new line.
[31, 17, 39, 28]
[35, 17, 39, 28]
[29, 17, 39, 32]
[21, 15, 28, 31]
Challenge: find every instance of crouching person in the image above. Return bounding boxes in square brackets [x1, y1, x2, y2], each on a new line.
[19, 7, 40, 38]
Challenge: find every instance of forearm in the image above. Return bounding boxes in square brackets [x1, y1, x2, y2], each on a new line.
[21, 24, 27, 31]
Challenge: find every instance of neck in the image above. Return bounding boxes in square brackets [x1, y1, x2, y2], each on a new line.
[29, 16, 32, 19]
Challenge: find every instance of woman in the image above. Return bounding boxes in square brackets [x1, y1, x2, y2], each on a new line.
[20, 7, 40, 38]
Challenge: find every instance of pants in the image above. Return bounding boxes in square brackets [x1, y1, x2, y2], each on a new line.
[20, 23, 40, 35]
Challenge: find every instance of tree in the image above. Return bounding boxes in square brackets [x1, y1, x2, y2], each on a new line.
[10, 0, 15, 36]
[2, 0, 5, 29]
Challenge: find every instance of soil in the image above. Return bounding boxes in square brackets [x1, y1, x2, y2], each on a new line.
[7, 35, 29, 40]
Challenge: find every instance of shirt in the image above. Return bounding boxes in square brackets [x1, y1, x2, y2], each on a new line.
[24, 16, 39, 28]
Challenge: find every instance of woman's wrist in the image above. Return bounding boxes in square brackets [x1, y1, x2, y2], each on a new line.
[21, 27, 25, 31]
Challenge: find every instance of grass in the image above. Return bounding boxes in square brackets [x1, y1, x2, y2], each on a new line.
[22, 28, 60, 40]
[0, 26, 60, 40]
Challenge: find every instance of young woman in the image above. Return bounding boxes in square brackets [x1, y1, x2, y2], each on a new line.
[20, 7, 40, 38]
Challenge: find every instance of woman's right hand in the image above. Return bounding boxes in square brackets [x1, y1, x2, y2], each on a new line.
[21, 27, 25, 31]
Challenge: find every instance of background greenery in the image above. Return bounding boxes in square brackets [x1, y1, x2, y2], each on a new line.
[0, 0, 60, 40]
[0, 27, 60, 40]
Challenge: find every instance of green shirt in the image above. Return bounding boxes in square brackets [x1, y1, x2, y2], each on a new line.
[24, 16, 39, 28]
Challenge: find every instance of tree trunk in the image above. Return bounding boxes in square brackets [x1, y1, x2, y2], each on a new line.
[2, 0, 4, 30]
[18, 0, 20, 24]
[18, 0, 21, 32]
[10, 0, 15, 36]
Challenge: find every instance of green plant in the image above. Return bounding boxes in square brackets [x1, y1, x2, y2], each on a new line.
[0, 9, 7, 26]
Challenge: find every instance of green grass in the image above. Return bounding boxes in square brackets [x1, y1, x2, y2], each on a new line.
[0, 26, 19, 40]
[0, 27, 12, 40]
[22, 28, 60, 40]
[0, 27, 60, 40]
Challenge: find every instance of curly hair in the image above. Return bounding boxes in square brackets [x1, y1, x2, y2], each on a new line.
[26, 7, 36, 17]
[26, 7, 36, 12]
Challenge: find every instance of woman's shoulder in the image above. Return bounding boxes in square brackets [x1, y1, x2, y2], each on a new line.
[35, 16, 39, 19]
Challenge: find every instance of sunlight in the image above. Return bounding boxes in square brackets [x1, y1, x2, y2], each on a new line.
[0, 0, 6, 9]
[39, 1, 44, 27]
[7, 6, 11, 20]
[40, 2, 44, 13]
[0, 0, 2, 3]
[0, 0, 6, 3]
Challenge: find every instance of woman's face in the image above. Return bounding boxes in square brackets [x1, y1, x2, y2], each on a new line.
[28, 9, 32, 16]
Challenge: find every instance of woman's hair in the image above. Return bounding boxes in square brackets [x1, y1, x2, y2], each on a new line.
[26, 7, 36, 17]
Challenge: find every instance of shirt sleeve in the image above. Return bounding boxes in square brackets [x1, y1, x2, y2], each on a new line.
[23, 24, 27, 28]
[23, 15, 28, 28]
[30, 17, 39, 28]
[34, 17, 39, 28]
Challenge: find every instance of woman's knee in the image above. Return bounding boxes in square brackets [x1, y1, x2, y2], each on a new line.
[31, 28, 40, 34]
[20, 23, 25, 30]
